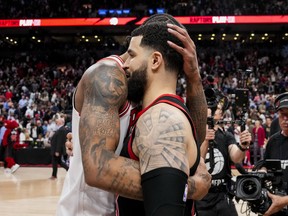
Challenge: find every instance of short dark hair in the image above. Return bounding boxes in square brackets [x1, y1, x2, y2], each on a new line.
[124, 14, 185, 53]
[131, 21, 183, 74]
[143, 13, 185, 29]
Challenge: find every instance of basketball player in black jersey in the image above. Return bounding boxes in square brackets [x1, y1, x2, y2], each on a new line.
[65, 13, 211, 214]
[116, 20, 200, 215]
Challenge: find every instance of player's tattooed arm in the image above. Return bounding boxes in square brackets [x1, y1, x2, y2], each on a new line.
[133, 104, 191, 175]
[167, 23, 207, 144]
[133, 103, 210, 200]
[79, 63, 142, 200]
[187, 157, 211, 200]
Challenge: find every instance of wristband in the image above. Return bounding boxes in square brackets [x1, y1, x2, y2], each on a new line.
[237, 143, 249, 152]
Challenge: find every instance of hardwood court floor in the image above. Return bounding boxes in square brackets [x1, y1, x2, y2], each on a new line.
[0, 166, 66, 216]
[0, 167, 257, 216]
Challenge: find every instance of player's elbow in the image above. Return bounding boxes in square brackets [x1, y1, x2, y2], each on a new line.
[191, 176, 211, 200]
[82, 167, 101, 188]
[192, 190, 208, 200]
[84, 173, 96, 187]
[83, 167, 109, 190]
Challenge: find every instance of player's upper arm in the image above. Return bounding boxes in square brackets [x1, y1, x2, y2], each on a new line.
[133, 103, 197, 215]
[78, 62, 127, 186]
[133, 103, 194, 176]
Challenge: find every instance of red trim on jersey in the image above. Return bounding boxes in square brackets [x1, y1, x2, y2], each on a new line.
[135, 94, 184, 120]
[127, 130, 139, 161]
[115, 194, 120, 216]
[110, 55, 124, 64]
[134, 94, 196, 138]
[99, 55, 125, 74]
[119, 101, 130, 117]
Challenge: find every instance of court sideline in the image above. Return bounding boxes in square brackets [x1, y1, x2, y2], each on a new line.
[0, 167, 257, 216]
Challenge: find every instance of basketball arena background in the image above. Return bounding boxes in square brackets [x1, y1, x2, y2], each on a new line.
[0, 0, 287, 129]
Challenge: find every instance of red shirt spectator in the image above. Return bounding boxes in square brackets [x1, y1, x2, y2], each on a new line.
[5, 90, 13, 100]
[252, 120, 266, 147]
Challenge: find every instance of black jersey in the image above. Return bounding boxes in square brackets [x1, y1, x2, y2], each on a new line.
[116, 94, 199, 216]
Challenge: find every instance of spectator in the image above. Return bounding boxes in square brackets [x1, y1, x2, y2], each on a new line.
[252, 119, 266, 165]
[18, 128, 26, 145]
[25, 105, 35, 119]
[49, 117, 69, 179]
[5, 88, 13, 100]
[263, 116, 272, 140]
[29, 123, 38, 143]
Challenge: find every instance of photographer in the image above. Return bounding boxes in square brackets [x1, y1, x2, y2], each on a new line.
[261, 92, 288, 216]
[196, 102, 252, 216]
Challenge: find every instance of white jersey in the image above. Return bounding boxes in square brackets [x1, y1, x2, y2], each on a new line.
[56, 56, 132, 216]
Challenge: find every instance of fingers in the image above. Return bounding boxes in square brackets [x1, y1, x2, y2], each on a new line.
[66, 140, 73, 149]
[167, 24, 190, 52]
[66, 132, 72, 140]
[66, 148, 73, 157]
[167, 40, 185, 55]
[166, 22, 199, 79]
[167, 23, 196, 49]
[167, 23, 193, 44]
[240, 130, 252, 143]
[205, 129, 215, 140]
[65, 138, 73, 156]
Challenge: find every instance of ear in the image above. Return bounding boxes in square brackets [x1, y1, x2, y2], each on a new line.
[150, 51, 162, 71]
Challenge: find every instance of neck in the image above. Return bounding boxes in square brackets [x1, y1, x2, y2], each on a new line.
[142, 86, 176, 109]
[142, 75, 177, 109]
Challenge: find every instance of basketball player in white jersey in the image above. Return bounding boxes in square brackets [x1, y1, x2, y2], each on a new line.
[57, 14, 210, 216]
[56, 54, 135, 216]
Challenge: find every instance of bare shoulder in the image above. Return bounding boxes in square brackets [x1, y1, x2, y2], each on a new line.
[133, 103, 192, 175]
[75, 60, 127, 113]
[80, 60, 127, 108]
[137, 103, 192, 136]
[79, 59, 128, 170]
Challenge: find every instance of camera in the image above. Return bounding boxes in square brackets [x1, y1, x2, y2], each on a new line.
[234, 160, 287, 214]
[203, 75, 229, 115]
[236, 172, 272, 214]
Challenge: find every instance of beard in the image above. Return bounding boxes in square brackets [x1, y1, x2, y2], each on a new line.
[127, 63, 147, 104]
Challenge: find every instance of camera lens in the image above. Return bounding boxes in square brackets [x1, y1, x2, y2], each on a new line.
[242, 179, 259, 195]
[236, 177, 262, 200]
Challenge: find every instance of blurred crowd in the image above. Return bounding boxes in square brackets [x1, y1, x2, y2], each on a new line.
[0, 38, 287, 164]
[0, 0, 287, 166]
[0, 0, 287, 18]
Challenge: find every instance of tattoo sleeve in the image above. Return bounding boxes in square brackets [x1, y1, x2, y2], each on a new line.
[186, 77, 208, 145]
[134, 105, 189, 175]
[79, 62, 142, 200]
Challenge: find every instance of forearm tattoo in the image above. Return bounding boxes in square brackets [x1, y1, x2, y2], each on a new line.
[186, 80, 207, 144]
[187, 178, 196, 198]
